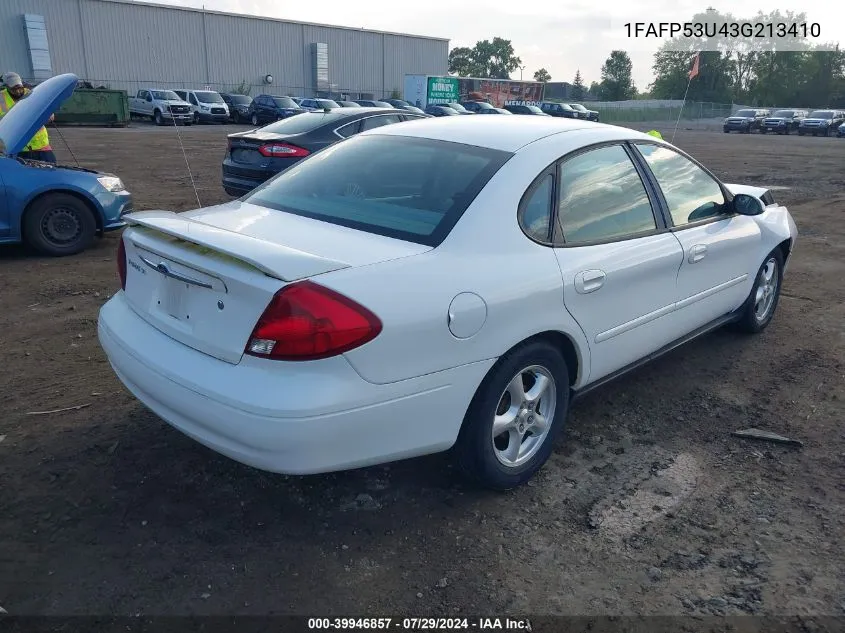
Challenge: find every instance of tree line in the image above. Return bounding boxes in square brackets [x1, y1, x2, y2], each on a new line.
[448, 8, 845, 106]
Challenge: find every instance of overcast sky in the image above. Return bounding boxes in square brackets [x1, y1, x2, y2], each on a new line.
[148, 0, 843, 90]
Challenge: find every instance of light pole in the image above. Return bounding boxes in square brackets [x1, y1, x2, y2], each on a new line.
[519, 65, 525, 81]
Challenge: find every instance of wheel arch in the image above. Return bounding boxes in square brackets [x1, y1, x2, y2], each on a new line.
[21, 188, 103, 243]
[477, 329, 584, 393]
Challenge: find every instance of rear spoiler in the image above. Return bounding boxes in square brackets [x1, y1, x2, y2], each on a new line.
[123, 210, 351, 281]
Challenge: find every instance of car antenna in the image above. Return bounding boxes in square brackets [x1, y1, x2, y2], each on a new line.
[147, 41, 202, 208]
[50, 121, 80, 168]
[167, 106, 202, 208]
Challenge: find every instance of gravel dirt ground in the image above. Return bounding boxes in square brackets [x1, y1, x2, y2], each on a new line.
[0, 121, 843, 621]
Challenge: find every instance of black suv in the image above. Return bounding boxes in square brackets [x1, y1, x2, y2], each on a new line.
[760, 109, 807, 135]
[247, 95, 304, 126]
[723, 108, 770, 133]
[220, 93, 253, 123]
[568, 103, 600, 121]
[539, 102, 578, 118]
[798, 110, 845, 136]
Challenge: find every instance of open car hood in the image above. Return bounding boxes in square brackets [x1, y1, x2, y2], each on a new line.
[0, 73, 77, 156]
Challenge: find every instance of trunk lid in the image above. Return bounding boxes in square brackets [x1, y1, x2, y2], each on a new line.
[121, 205, 431, 364]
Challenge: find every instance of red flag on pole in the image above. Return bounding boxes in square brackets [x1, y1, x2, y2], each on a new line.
[688, 53, 700, 80]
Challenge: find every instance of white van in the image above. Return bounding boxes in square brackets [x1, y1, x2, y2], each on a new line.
[174, 89, 230, 124]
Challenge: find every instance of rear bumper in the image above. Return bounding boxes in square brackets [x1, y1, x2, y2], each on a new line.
[97, 294, 491, 474]
[221, 158, 303, 195]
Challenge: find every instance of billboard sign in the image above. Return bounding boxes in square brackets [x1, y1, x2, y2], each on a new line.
[427, 76, 460, 104]
[456, 78, 545, 107]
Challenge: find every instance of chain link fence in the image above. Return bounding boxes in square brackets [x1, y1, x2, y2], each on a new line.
[592, 101, 734, 123]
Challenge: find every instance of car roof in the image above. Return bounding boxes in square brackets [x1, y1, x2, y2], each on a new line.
[366, 115, 653, 152]
[259, 107, 418, 128]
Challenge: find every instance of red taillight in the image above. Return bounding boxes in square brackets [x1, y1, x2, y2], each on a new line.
[117, 237, 127, 291]
[257, 142, 310, 158]
[245, 281, 382, 361]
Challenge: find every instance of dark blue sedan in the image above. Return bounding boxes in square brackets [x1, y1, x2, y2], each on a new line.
[0, 73, 132, 256]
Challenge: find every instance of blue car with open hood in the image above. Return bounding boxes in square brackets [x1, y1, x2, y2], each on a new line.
[0, 73, 132, 256]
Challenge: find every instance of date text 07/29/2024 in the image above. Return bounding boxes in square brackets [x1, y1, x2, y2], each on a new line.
[623, 21, 821, 39]
[307, 618, 533, 631]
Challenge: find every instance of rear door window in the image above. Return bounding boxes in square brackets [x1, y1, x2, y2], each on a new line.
[556, 144, 658, 244]
[360, 115, 402, 130]
[244, 135, 512, 246]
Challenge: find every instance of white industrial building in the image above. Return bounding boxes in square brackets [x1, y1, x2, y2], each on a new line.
[0, 0, 449, 99]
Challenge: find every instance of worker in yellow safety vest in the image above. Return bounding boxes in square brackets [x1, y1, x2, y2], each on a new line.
[0, 72, 56, 163]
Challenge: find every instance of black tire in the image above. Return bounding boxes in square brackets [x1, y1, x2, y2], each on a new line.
[733, 248, 784, 334]
[760, 128, 767, 134]
[723, 129, 730, 133]
[232, 111, 241, 124]
[23, 193, 97, 257]
[798, 130, 805, 136]
[453, 340, 570, 490]
[251, 113, 259, 126]
[193, 111, 200, 124]
[153, 110, 164, 126]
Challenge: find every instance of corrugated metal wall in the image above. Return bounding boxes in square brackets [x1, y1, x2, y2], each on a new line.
[0, 0, 448, 98]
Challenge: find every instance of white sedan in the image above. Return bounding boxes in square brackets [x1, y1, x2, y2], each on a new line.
[98, 116, 797, 490]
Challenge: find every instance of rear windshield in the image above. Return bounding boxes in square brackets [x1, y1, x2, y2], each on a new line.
[273, 97, 299, 108]
[244, 135, 512, 246]
[316, 99, 340, 108]
[809, 110, 833, 119]
[445, 103, 467, 112]
[259, 111, 350, 134]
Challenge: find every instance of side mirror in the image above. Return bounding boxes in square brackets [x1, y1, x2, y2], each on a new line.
[733, 193, 765, 216]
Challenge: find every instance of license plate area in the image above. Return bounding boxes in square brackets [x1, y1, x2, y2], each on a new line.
[160, 276, 189, 320]
[135, 246, 227, 325]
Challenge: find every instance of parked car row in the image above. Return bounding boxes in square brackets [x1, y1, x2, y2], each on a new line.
[422, 101, 600, 121]
[724, 108, 845, 136]
[220, 99, 608, 196]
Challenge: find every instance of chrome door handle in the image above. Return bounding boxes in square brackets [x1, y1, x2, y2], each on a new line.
[688, 244, 707, 263]
[574, 269, 606, 294]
